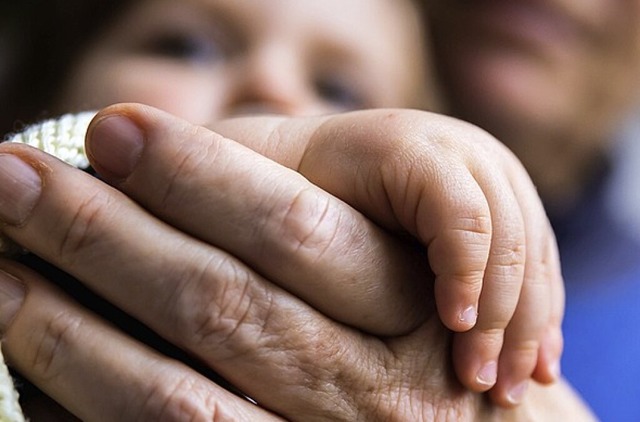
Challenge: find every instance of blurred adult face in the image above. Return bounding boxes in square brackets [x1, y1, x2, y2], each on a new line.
[56, 0, 433, 124]
[429, 0, 640, 203]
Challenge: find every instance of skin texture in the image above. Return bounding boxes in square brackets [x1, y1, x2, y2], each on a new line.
[428, 0, 640, 211]
[39, 0, 561, 403]
[0, 0, 574, 414]
[0, 105, 588, 420]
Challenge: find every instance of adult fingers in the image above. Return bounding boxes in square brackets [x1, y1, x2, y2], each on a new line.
[0, 149, 396, 420]
[0, 260, 280, 422]
[85, 104, 430, 336]
[1, 256, 500, 421]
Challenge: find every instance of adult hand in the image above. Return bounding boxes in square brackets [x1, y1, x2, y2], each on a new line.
[0, 262, 592, 421]
[151, 106, 564, 402]
[0, 105, 577, 419]
[0, 104, 450, 420]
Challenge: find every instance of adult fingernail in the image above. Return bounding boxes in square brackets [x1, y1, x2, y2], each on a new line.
[476, 361, 497, 387]
[87, 115, 144, 180]
[507, 381, 528, 405]
[0, 270, 25, 333]
[0, 154, 42, 225]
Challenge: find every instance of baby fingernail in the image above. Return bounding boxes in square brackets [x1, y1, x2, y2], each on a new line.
[87, 114, 144, 180]
[0, 270, 25, 333]
[0, 154, 42, 225]
[459, 305, 477, 326]
[507, 381, 528, 405]
[476, 361, 497, 386]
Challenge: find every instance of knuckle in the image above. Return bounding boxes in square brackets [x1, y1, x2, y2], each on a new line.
[138, 374, 221, 421]
[446, 269, 487, 289]
[430, 215, 492, 277]
[57, 191, 116, 263]
[29, 311, 83, 381]
[439, 214, 493, 256]
[170, 256, 272, 356]
[278, 188, 343, 264]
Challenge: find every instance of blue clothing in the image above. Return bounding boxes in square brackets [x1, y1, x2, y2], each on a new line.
[558, 157, 640, 421]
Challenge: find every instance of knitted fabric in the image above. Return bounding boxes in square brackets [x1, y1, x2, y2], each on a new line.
[0, 111, 96, 421]
[7, 111, 94, 168]
[0, 111, 95, 256]
[0, 345, 23, 422]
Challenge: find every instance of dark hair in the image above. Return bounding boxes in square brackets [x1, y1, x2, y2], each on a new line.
[0, 0, 135, 135]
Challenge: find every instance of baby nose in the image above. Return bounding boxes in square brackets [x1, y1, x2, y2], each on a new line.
[225, 45, 316, 117]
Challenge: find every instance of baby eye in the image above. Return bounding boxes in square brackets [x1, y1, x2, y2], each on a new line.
[315, 77, 366, 111]
[143, 32, 223, 64]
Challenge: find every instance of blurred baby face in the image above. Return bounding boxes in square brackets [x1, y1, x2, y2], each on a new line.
[56, 0, 433, 123]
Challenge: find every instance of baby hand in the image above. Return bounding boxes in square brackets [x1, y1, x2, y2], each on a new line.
[216, 109, 565, 407]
